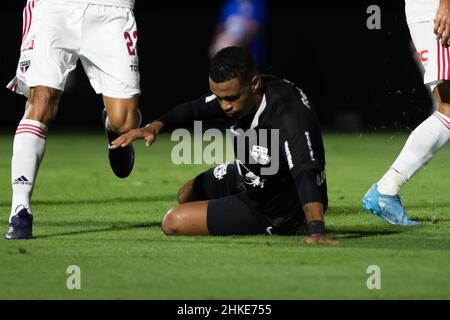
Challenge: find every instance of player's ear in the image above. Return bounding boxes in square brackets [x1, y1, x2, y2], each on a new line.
[251, 75, 262, 92]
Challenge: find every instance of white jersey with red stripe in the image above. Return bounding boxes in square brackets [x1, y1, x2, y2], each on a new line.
[405, 0, 439, 24]
[30, 0, 134, 9]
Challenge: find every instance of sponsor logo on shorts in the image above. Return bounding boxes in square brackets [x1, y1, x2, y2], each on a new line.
[129, 58, 138, 72]
[129, 64, 138, 72]
[418, 50, 428, 62]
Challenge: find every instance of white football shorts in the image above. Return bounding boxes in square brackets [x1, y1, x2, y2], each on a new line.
[408, 20, 450, 90]
[7, 0, 140, 98]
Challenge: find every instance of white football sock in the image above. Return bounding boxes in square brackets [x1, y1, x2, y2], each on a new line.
[10, 119, 48, 221]
[377, 112, 450, 195]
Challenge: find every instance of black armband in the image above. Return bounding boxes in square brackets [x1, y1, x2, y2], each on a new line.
[307, 220, 325, 235]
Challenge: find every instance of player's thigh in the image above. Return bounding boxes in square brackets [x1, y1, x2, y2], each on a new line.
[192, 162, 245, 200]
[79, 5, 140, 99]
[11, 1, 80, 97]
[207, 193, 270, 236]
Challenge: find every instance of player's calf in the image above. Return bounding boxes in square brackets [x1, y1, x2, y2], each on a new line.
[102, 105, 141, 178]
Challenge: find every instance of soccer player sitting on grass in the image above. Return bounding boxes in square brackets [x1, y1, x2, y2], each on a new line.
[111, 46, 339, 244]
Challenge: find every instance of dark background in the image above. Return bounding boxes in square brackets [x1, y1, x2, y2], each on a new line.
[0, 0, 432, 132]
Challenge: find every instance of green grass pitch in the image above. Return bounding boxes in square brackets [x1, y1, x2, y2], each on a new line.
[0, 132, 449, 299]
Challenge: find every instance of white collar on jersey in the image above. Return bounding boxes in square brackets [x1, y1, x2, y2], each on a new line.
[250, 94, 267, 129]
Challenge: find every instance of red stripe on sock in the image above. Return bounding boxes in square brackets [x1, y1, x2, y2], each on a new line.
[16, 128, 47, 138]
[18, 124, 47, 135]
[15, 130, 47, 140]
[16, 127, 47, 136]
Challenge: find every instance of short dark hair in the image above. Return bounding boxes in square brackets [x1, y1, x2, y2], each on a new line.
[209, 46, 257, 83]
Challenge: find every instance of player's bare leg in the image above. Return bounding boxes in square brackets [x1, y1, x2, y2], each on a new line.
[6, 86, 62, 240]
[102, 95, 141, 178]
[177, 179, 196, 204]
[434, 81, 450, 117]
[162, 201, 209, 236]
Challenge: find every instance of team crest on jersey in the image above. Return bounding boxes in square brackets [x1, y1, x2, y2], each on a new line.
[250, 145, 270, 165]
[19, 60, 31, 73]
[213, 162, 229, 180]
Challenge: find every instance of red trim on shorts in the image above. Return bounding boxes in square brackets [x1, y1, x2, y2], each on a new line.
[21, 4, 27, 39]
[447, 46, 450, 80]
[440, 45, 447, 80]
[437, 40, 441, 80]
[22, 0, 34, 42]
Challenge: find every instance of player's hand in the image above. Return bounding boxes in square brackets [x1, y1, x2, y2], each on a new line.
[110, 121, 164, 149]
[302, 234, 340, 245]
[434, 0, 450, 46]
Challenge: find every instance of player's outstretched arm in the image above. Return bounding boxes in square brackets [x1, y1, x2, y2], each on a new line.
[435, 0, 450, 46]
[110, 121, 164, 149]
[301, 202, 340, 245]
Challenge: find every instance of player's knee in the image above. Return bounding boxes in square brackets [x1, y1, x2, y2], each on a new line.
[161, 208, 184, 235]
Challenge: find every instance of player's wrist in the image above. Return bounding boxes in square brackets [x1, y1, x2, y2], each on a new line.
[145, 121, 164, 134]
[306, 220, 325, 236]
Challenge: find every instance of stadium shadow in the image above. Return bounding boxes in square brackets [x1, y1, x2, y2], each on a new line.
[34, 221, 162, 239]
[326, 228, 403, 239]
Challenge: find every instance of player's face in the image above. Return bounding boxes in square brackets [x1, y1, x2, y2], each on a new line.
[209, 75, 262, 120]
